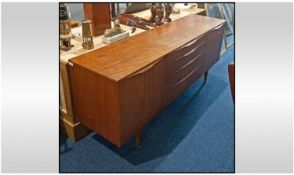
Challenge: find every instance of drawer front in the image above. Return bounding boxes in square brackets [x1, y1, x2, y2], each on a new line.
[162, 35, 208, 107]
[166, 40, 206, 76]
[163, 64, 203, 105]
[165, 34, 207, 65]
[165, 52, 204, 89]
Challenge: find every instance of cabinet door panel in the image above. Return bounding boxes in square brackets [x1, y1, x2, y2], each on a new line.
[68, 63, 120, 145]
[119, 73, 145, 145]
[144, 60, 165, 122]
[119, 60, 164, 145]
[204, 24, 225, 70]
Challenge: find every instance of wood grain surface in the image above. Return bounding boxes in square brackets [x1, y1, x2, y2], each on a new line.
[68, 14, 225, 147]
[69, 14, 225, 81]
[60, 5, 207, 143]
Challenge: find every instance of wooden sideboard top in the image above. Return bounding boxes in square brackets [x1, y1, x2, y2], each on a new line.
[69, 14, 225, 81]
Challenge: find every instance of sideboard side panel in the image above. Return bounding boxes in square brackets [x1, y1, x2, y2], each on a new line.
[69, 64, 121, 146]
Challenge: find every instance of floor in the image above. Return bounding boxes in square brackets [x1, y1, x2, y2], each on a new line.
[60, 40, 234, 172]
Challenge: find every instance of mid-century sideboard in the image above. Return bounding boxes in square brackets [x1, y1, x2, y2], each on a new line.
[68, 14, 225, 147]
[59, 6, 207, 142]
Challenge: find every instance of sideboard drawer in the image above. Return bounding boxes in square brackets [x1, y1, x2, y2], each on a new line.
[162, 35, 207, 107]
[165, 52, 205, 89]
[165, 34, 207, 64]
[163, 64, 203, 105]
[166, 41, 206, 76]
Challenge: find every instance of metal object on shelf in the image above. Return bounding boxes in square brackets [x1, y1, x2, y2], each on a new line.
[103, 19, 129, 44]
[104, 19, 126, 37]
[82, 19, 94, 50]
[59, 3, 75, 51]
[117, 14, 151, 30]
[150, 3, 164, 26]
[164, 3, 173, 22]
[59, 3, 70, 20]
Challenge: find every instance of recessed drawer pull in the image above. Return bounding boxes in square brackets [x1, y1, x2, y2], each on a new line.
[182, 37, 200, 48]
[174, 35, 204, 52]
[173, 64, 201, 87]
[183, 41, 205, 57]
[126, 60, 160, 79]
[213, 24, 224, 30]
[176, 53, 202, 73]
[184, 47, 197, 57]
[170, 41, 205, 64]
[183, 38, 199, 48]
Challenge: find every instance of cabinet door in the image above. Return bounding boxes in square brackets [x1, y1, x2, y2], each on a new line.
[68, 63, 121, 146]
[118, 60, 164, 145]
[144, 60, 165, 122]
[204, 24, 225, 70]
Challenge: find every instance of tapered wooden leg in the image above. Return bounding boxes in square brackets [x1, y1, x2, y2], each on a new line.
[204, 71, 208, 83]
[135, 130, 142, 147]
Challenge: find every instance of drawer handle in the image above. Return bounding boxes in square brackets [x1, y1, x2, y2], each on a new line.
[183, 41, 205, 57]
[175, 35, 204, 52]
[183, 47, 198, 57]
[213, 24, 224, 30]
[175, 53, 202, 74]
[183, 38, 199, 48]
[126, 60, 159, 79]
[174, 64, 201, 87]
[171, 41, 205, 64]
[182, 37, 201, 49]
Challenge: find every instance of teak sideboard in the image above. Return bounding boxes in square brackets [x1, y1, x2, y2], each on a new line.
[68, 14, 225, 147]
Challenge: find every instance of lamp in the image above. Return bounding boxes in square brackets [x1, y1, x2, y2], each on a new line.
[59, 3, 75, 51]
[82, 19, 94, 50]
